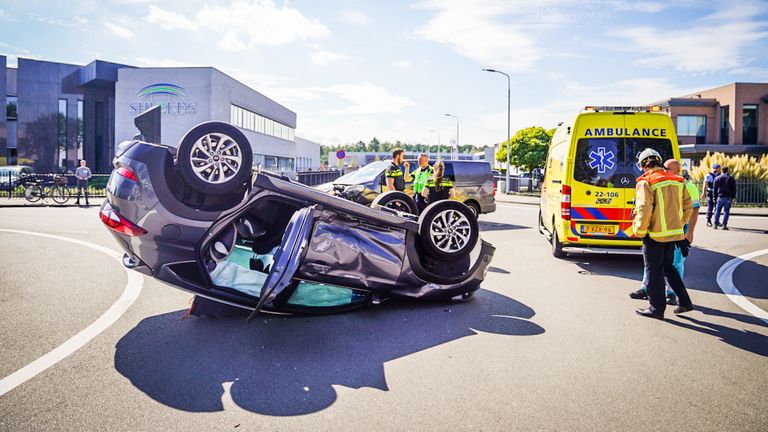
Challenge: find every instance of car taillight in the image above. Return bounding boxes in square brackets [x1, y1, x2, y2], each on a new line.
[492, 180, 497, 196]
[116, 166, 138, 182]
[99, 202, 147, 236]
[560, 185, 571, 220]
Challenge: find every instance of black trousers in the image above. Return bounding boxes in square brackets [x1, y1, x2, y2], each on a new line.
[414, 193, 427, 213]
[706, 194, 716, 222]
[642, 237, 693, 314]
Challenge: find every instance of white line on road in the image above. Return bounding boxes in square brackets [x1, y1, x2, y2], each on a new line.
[716, 248, 768, 325]
[0, 229, 143, 396]
[496, 203, 538, 211]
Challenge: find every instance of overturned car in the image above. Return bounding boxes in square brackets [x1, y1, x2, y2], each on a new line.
[101, 108, 495, 317]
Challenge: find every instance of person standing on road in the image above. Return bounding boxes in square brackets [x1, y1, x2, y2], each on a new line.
[75, 159, 92, 207]
[421, 160, 455, 204]
[412, 153, 433, 212]
[386, 148, 410, 192]
[702, 163, 721, 227]
[630, 159, 700, 306]
[632, 149, 694, 319]
[713, 166, 736, 230]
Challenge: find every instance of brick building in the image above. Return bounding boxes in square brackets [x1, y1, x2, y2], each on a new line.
[653, 82, 768, 160]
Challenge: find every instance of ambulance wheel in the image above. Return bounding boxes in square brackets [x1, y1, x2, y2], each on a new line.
[372, 191, 418, 214]
[552, 229, 566, 258]
[537, 210, 545, 235]
[177, 122, 253, 195]
[418, 200, 479, 260]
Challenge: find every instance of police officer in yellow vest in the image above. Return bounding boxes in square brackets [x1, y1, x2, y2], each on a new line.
[412, 153, 433, 212]
[633, 148, 695, 319]
[421, 160, 455, 204]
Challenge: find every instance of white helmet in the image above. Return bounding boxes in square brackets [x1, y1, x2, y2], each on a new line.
[637, 148, 662, 166]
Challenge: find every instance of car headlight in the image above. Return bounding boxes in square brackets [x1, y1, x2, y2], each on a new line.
[344, 185, 365, 193]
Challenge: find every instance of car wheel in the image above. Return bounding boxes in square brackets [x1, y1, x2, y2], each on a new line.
[465, 201, 481, 218]
[552, 226, 566, 258]
[177, 122, 253, 195]
[418, 200, 479, 260]
[372, 191, 419, 214]
[537, 209, 545, 235]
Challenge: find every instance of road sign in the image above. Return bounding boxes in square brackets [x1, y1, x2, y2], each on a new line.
[336, 150, 346, 159]
[681, 158, 692, 172]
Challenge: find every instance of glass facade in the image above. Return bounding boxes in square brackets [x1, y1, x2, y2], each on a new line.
[296, 156, 313, 171]
[743, 104, 758, 144]
[230, 104, 295, 141]
[6, 96, 16, 120]
[253, 153, 295, 172]
[57, 99, 67, 170]
[76, 100, 84, 161]
[720, 106, 729, 144]
[676, 115, 706, 137]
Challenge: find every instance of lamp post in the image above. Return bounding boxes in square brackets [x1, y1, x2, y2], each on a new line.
[429, 129, 441, 161]
[482, 68, 511, 193]
[444, 113, 459, 161]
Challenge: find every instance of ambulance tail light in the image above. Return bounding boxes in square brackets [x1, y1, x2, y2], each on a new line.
[561, 185, 571, 220]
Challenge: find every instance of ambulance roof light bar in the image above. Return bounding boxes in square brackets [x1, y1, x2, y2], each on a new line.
[583, 105, 663, 113]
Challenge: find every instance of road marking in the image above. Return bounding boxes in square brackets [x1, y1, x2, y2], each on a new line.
[0, 229, 143, 396]
[496, 203, 538, 211]
[716, 248, 768, 325]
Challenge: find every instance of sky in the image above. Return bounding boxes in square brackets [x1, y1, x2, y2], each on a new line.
[1, 0, 767, 149]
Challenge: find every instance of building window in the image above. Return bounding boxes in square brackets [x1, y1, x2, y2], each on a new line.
[6, 96, 17, 120]
[743, 104, 758, 144]
[77, 100, 84, 161]
[720, 106, 729, 144]
[230, 104, 295, 142]
[676, 115, 706, 137]
[58, 99, 68, 171]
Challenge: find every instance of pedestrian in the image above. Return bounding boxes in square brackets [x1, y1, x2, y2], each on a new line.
[421, 160, 454, 205]
[713, 166, 736, 230]
[702, 163, 721, 227]
[386, 148, 410, 192]
[629, 159, 700, 306]
[632, 149, 695, 319]
[411, 153, 433, 213]
[75, 159, 92, 207]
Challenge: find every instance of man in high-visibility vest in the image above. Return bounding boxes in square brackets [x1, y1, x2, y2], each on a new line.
[633, 148, 694, 319]
[411, 153, 433, 212]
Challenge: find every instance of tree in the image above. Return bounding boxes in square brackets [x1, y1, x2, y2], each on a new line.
[496, 126, 554, 191]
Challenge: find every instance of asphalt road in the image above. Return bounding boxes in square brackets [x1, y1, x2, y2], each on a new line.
[0, 204, 766, 431]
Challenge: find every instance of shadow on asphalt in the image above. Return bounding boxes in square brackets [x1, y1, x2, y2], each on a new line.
[478, 221, 530, 232]
[667, 315, 768, 357]
[567, 247, 768, 299]
[114, 289, 544, 416]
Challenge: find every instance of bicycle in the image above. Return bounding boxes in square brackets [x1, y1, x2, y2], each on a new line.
[23, 175, 71, 205]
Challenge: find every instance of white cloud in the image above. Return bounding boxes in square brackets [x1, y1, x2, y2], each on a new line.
[393, 60, 412, 68]
[320, 82, 417, 115]
[412, 1, 542, 72]
[146, 4, 197, 30]
[608, 1, 668, 13]
[196, 0, 330, 50]
[336, 10, 371, 27]
[310, 50, 349, 66]
[103, 21, 135, 39]
[131, 57, 204, 68]
[612, 2, 768, 73]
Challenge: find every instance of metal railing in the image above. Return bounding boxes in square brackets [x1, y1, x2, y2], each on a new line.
[296, 169, 348, 186]
[697, 180, 768, 206]
[0, 172, 111, 200]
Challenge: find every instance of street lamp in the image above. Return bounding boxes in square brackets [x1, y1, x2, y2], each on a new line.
[483, 68, 511, 193]
[444, 113, 459, 161]
[429, 129, 440, 160]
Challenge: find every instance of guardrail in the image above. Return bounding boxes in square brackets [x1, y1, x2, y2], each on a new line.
[296, 169, 346, 186]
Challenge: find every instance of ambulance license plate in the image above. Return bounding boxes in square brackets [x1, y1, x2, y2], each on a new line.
[580, 224, 617, 235]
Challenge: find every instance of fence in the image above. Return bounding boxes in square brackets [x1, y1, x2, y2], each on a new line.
[697, 180, 768, 206]
[0, 172, 111, 200]
[296, 169, 345, 186]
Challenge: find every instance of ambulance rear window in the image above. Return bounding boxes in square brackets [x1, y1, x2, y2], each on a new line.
[573, 138, 673, 188]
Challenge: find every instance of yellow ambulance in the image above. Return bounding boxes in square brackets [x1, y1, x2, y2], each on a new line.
[538, 106, 681, 258]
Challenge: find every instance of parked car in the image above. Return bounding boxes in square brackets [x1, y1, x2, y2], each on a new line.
[0, 165, 34, 191]
[328, 159, 496, 217]
[101, 107, 495, 317]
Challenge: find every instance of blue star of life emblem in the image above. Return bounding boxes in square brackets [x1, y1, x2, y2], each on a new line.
[588, 147, 616, 174]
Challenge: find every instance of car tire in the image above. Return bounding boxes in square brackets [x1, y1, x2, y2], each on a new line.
[177, 122, 253, 195]
[372, 190, 419, 214]
[552, 226, 566, 258]
[537, 209, 545, 235]
[465, 201, 481, 218]
[418, 200, 479, 260]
